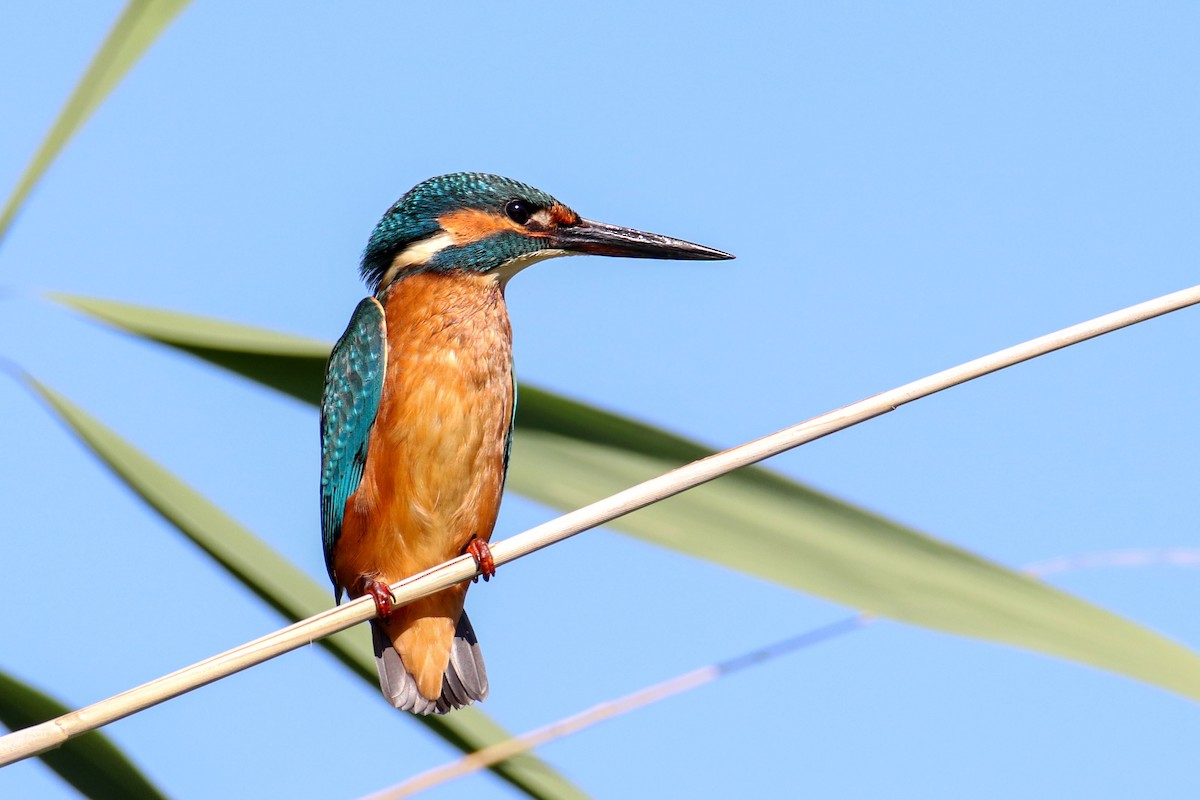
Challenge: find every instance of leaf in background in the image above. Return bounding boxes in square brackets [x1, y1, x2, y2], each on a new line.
[0, 668, 167, 800]
[47, 294, 1200, 702]
[22, 376, 585, 800]
[49, 293, 330, 401]
[0, 0, 191, 242]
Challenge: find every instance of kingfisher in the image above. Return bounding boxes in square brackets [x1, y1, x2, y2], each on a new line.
[320, 173, 732, 714]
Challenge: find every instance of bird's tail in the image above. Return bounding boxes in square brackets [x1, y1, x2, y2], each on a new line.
[372, 612, 488, 715]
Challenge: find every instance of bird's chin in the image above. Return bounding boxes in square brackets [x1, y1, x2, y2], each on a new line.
[494, 248, 575, 288]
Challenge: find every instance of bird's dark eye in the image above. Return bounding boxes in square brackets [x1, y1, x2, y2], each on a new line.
[505, 199, 535, 225]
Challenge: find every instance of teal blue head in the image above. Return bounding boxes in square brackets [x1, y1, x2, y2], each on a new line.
[360, 172, 733, 293]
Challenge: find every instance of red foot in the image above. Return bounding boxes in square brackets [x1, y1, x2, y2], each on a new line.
[357, 578, 397, 621]
[466, 537, 495, 583]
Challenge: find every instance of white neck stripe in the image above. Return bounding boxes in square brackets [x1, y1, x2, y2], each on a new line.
[379, 232, 455, 288]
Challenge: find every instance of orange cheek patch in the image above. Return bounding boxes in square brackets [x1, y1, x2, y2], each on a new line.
[550, 204, 581, 225]
[438, 208, 523, 245]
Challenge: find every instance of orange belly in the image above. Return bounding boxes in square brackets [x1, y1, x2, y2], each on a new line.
[334, 271, 514, 700]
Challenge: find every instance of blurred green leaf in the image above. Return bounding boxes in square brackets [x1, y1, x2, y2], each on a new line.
[0, 0, 190, 242]
[0, 668, 167, 800]
[50, 292, 1200, 702]
[47, 293, 329, 400]
[23, 376, 586, 800]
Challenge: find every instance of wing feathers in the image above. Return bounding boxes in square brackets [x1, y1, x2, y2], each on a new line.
[320, 296, 387, 592]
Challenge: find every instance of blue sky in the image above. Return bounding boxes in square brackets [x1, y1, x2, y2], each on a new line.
[3, 2, 1199, 797]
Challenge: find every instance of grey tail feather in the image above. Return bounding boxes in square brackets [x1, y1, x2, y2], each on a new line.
[372, 612, 489, 715]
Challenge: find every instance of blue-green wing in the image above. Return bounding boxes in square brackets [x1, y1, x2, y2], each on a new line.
[320, 296, 387, 598]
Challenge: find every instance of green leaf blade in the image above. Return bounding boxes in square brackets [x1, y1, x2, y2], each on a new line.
[1, 1, 191, 243]
[0, 669, 168, 800]
[509, 421, 1200, 697]
[48, 293, 329, 401]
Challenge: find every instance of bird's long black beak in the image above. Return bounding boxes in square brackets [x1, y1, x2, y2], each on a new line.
[550, 218, 734, 261]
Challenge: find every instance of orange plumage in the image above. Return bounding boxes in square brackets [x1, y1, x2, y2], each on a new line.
[333, 271, 513, 702]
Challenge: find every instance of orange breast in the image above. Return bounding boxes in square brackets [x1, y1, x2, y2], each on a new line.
[333, 270, 514, 698]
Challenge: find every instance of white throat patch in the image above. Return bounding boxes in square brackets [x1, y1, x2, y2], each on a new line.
[495, 248, 574, 289]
